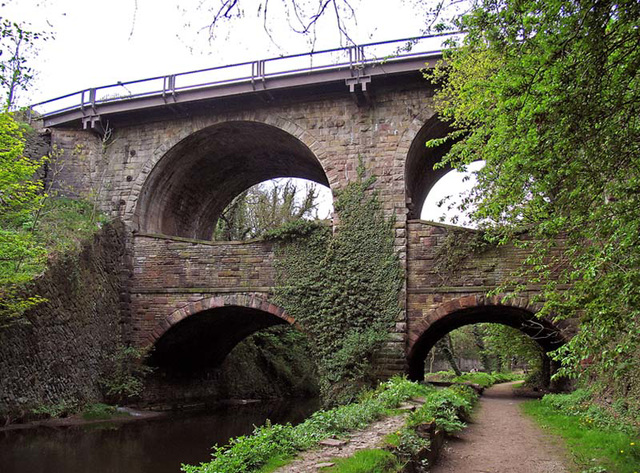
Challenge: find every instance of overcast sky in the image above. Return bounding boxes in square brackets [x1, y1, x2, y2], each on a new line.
[3, 0, 478, 224]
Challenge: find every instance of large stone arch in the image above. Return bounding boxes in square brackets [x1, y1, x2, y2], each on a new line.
[147, 294, 295, 375]
[403, 114, 457, 219]
[128, 117, 330, 239]
[407, 294, 565, 381]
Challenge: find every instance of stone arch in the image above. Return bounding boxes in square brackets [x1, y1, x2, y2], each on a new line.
[129, 117, 330, 239]
[147, 294, 295, 375]
[403, 114, 457, 219]
[407, 294, 565, 381]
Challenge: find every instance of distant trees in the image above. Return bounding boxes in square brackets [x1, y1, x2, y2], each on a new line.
[213, 179, 324, 241]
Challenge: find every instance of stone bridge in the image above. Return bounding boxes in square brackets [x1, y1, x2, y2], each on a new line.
[35, 36, 567, 382]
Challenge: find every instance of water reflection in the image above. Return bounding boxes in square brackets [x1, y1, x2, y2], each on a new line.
[0, 398, 319, 473]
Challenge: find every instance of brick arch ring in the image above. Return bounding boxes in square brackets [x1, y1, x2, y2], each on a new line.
[122, 114, 328, 225]
[145, 294, 295, 346]
[406, 293, 545, 358]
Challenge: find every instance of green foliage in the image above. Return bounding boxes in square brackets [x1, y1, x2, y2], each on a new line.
[523, 396, 640, 473]
[385, 428, 430, 462]
[81, 403, 128, 421]
[428, 0, 640, 397]
[425, 370, 522, 388]
[220, 325, 319, 398]
[0, 18, 48, 109]
[0, 112, 47, 324]
[480, 324, 543, 373]
[100, 346, 154, 403]
[272, 164, 402, 404]
[319, 449, 401, 473]
[407, 385, 477, 434]
[31, 399, 78, 419]
[181, 377, 431, 473]
[213, 179, 322, 241]
[536, 389, 639, 436]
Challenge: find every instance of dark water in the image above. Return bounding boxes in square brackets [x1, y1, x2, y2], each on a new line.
[0, 398, 319, 473]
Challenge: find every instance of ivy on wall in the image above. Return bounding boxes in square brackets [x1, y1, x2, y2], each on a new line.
[267, 163, 403, 405]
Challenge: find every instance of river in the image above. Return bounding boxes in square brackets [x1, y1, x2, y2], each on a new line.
[0, 398, 319, 473]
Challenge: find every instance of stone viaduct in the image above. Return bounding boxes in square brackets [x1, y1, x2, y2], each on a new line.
[34, 37, 567, 383]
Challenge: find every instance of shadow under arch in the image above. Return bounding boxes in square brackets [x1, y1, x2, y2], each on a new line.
[135, 121, 330, 239]
[405, 116, 457, 220]
[147, 295, 295, 376]
[407, 303, 565, 382]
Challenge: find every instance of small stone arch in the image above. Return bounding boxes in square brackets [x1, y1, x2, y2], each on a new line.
[147, 293, 294, 346]
[146, 293, 295, 375]
[125, 115, 330, 238]
[406, 294, 565, 381]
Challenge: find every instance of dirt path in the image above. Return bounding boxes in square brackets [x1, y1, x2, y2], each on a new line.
[274, 414, 408, 472]
[430, 381, 569, 473]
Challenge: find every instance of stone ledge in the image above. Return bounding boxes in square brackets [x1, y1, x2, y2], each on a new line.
[132, 287, 273, 294]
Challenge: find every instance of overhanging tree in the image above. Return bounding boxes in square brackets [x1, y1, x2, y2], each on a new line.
[428, 0, 640, 396]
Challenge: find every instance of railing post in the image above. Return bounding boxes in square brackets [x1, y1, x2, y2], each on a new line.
[163, 75, 176, 101]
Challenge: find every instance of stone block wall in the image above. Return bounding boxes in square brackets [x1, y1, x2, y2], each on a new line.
[0, 222, 128, 418]
[129, 234, 279, 346]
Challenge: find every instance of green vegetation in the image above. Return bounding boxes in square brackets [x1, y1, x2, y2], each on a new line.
[429, 0, 640, 414]
[100, 346, 154, 403]
[81, 403, 130, 421]
[0, 18, 48, 110]
[214, 178, 322, 241]
[31, 399, 78, 419]
[181, 377, 476, 473]
[319, 449, 401, 473]
[0, 111, 107, 328]
[523, 393, 640, 473]
[217, 325, 319, 398]
[426, 323, 545, 381]
[425, 370, 521, 388]
[270, 163, 403, 405]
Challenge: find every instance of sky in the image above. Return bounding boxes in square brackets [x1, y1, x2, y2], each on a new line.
[3, 0, 477, 224]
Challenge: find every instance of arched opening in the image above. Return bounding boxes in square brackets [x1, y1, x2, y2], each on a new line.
[407, 305, 564, 384]
[405, 116, 456, 220]
[421, 161, 484, 227]
[135, 121, 330, 239]
[148, 305, 290, 376]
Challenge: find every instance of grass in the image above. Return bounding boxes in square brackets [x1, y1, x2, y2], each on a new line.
[318, 449, 401, 473]
[255, 455, 294, 473]
[425, 370, 523, 388]
[81, 403, 130, 421]
[522, 398, 640, 473]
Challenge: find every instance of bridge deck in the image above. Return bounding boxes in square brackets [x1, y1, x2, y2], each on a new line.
[32, 34, 458, 129]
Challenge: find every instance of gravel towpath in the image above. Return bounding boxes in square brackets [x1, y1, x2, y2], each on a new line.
[430, 381, 570, 473]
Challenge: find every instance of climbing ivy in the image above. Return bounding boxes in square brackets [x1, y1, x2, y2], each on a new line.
[269, 163, 403, 405]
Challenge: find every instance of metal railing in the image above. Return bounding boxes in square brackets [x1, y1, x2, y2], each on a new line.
[31, 32, 460, 118]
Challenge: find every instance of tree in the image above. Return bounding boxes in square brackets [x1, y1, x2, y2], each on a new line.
[0, 18, 48, 110]
[428, 0, 640, 394]
[213, 178, 322, 240]
[0, 112, 46, 325]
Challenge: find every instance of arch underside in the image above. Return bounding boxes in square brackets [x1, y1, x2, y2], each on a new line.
[149, 305, 289, 376]
[405, 117, 457, 220]
[407, 306, 564, 381]
[136, 121, 329, 240]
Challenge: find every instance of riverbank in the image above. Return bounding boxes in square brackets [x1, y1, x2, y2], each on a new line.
[181, 377, 479, 473]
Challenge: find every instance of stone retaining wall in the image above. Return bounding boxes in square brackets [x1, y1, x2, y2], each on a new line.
[0, 222, 128, 418]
